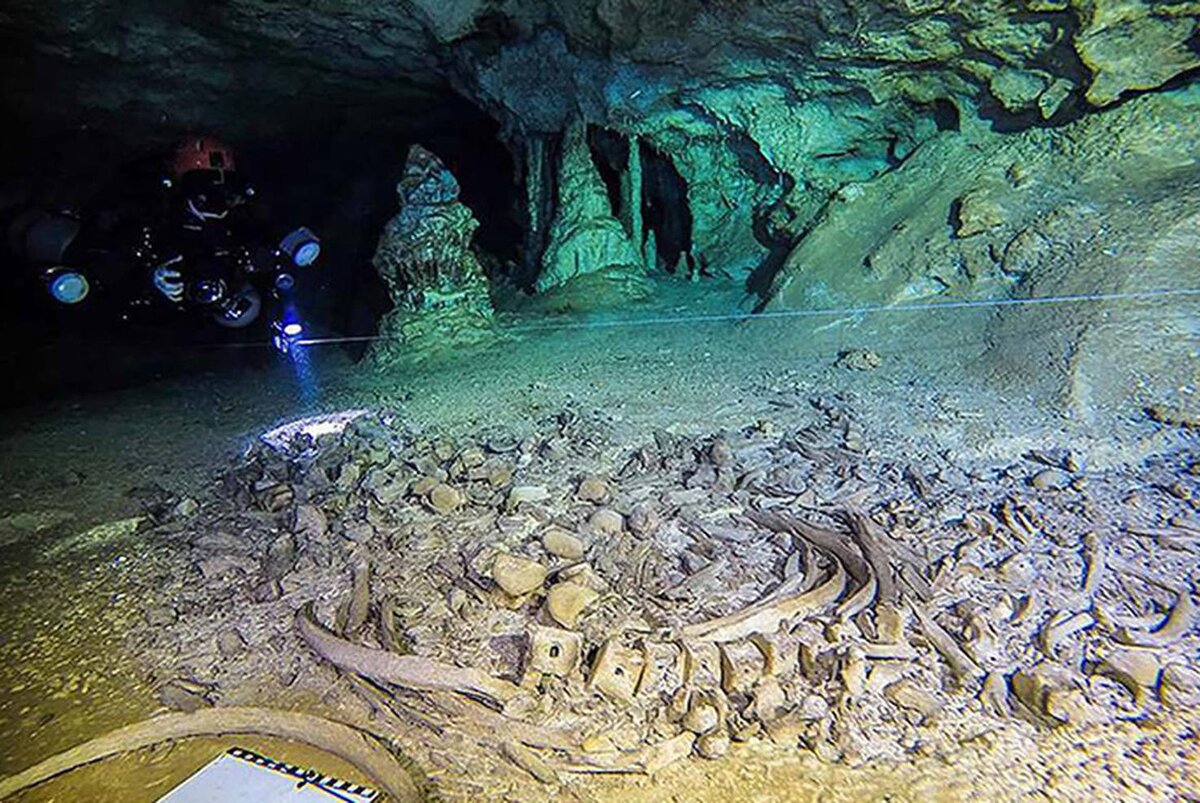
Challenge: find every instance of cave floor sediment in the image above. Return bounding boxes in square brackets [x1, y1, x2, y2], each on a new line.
[0, 278, 1196, 801]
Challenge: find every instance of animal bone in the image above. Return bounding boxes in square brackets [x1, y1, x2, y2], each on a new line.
[587, 637, 646, 703]
[980, 670, 1011, 717]
[526, 625, 583, 679]
[0, 707, 421, 802]
[1098, 649, 1161, 706]
[836, 569, 877, 621]
[998, 499, 1040, 543]
[680, 558, 846, 643]
[336, 556, 371, 636]
[502, 740, 561, 785]
[744, 511, 871, 584]
[910, 601, 985, 682]
[1115, 588, 1197, 648]
[1081, 532, 1106, 596]
[557, 732, 696, 775]
[719, 641, 766, 693]
[1039, 611, 1094, 655]
[680, 640, 723, 688]
[297, 603, 521, 706]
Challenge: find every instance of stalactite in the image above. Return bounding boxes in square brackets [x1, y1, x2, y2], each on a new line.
[523, 136, 547, 282]
[619, 134, 644, 257]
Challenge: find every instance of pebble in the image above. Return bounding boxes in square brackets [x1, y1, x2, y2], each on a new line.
[428, 483, 464, 514]
[217, 629, 247, 658]
[696, 731, 731, 759]
[542, 528, 585, 560]
[545, 581, 599, 628]
[577, 475, 610, 503]
[492, 553, 547, 597]
[587, 508, 624, 536]
[264, 534, 296, 581]
[1031, 468, 1071, 491]
[507, 486, 550, 510]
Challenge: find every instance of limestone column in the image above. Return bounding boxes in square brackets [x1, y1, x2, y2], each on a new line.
[618, 135, 644, 260]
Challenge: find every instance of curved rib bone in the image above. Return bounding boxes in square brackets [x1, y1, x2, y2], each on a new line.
[681, 558, 846, 643]
[298, 603, 522, 706]
[0, 707, 421, 802]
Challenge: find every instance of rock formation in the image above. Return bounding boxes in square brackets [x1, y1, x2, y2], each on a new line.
[536, 120, 643, 292]
[368, 145, 495, 364]
[3, 0, 1200, 409]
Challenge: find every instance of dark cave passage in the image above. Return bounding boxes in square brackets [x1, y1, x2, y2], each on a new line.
[587, 126, 629, 225]
[0, 89, 524, 400]
[641, 142, 692, 272]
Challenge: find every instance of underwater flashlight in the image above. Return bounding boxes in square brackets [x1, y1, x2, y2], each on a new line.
[279, 227, 321, 268]
[45, 268, 90, 304]
[272, 308, 305, 355]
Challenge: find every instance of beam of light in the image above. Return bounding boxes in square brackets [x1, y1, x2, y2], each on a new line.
[287, 341, 319, 407]
[258, 408, 370, 450]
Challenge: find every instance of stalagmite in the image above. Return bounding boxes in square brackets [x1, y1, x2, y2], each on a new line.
[537, 119, 642, 291]
[619, 135, 644, 255]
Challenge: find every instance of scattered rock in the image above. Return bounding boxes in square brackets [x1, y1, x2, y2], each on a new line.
[835, 349, 881, 371]
[696, 731, 731, 759]
[954, 188, 1006, 238]
[587, 508, 624, 536]
[217, 629, 248, 658]
[1030, 469, 1071, 491]
[428, 483, 464, 514]
[492, 553, 547, 597]
[542, 528, 585, 560]
[507, 485, 550, 510]
[197, 553, 258, 580]
[577, 475, 611, 504]
[989, 68, 1047, 112]
[263, 534, 296, 582]
[172, 497, 200, 518]
[292, 504, 328, 542]
[545, 581, 599, 628]
[627, 502, 660, 537]
[156, 680, 213, 712]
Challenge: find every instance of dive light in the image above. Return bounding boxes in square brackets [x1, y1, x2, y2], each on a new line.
[279, 227, 320, 268]
[44, 267, 90, 304]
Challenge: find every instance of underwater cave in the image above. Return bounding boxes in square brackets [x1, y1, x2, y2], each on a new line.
[1, 2, 1199, 801]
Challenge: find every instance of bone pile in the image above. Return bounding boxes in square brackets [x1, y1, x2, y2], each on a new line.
[142, 399, 1200, 796]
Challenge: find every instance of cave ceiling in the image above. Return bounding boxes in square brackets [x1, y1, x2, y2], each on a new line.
[4, 1, 1197, 145]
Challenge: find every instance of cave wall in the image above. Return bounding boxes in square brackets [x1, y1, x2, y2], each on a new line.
[3, 3, 1199, 334]
[7, 1, 1199, 292]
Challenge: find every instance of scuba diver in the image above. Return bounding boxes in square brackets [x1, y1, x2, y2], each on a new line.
[147, 136, 320, 349]
[5, 134, 320, 352]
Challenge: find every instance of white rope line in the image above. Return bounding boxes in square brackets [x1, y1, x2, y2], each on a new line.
[291, 286, 1200, 347]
